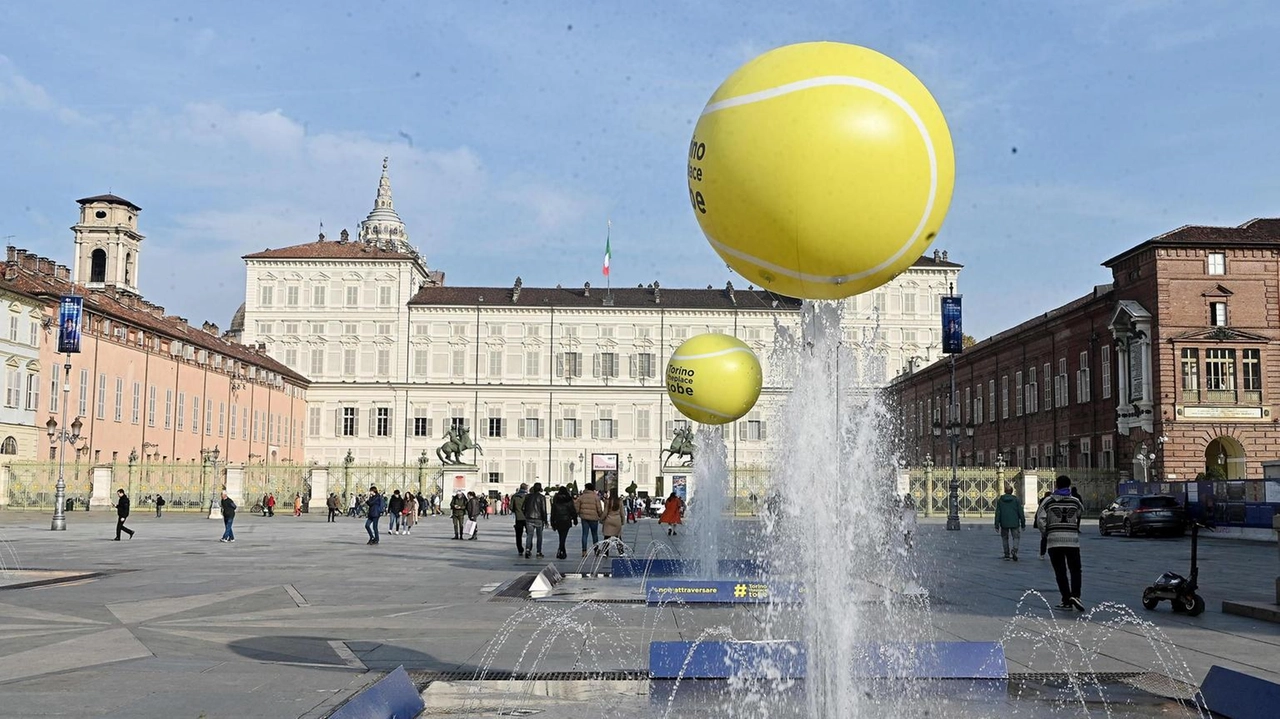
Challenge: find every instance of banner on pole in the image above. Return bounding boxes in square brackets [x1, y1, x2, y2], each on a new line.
[57, 296, 83, 354]
[941, 295, 963, 355]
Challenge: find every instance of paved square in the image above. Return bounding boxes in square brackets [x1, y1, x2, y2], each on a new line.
[0, 508, 1275, 717]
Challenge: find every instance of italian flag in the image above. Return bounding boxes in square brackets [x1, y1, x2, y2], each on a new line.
[602, 221, 612, 277]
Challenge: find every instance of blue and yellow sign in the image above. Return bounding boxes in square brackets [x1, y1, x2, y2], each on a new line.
[644, 579, 803, 604]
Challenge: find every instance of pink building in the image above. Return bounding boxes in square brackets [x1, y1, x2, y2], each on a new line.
[1, 194, 307, 466]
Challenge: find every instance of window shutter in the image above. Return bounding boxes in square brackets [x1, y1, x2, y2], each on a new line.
[334, 408, 342, 437]
[555, 353, 564, 378]
[738, 422, 748, 441]
[590, 419, 599, 439]
[665, 419, 673, 437]
[760, 421, 768, 441]
[555, 418, 563, 438]
[517, 416, 526, 438]
[425, 418, 433, 437]
[592, 353, 601, 378]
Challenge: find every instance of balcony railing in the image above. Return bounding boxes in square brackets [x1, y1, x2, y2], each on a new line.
[1180, 389, 1200, 404]
[1203, 389, 1237, 404]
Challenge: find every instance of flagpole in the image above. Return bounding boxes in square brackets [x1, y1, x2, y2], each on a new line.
[605, 219, 612, 302]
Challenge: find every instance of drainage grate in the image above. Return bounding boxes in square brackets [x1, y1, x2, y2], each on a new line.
[411, 670, 649, 683]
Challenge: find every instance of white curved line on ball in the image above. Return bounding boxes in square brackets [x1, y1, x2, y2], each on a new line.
[669, 346, 755, 362]
[700, 74, 939, 285]
[671, 396, 739, 421]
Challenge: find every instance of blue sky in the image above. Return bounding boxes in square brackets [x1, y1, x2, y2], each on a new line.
[2, 1, 1278, 339]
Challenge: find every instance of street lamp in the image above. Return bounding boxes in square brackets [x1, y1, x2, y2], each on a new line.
[201, 445, 221, 514]
[942, 419, 972, 531]
[46, 414, 83, 530]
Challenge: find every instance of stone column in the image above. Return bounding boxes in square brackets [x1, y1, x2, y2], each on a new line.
[89, 465, 114, 510]
[224, 465, 245, 505]
[309, 467, 329, 512]
[1022, 471, 1040, 516]
[0, 465, 9, 508]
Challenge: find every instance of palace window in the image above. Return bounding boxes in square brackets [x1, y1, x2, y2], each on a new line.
[1181, 349, 1200, 403]
[487, 416, 504, 438]
[1076, 352, 1091, 403]
[597, 352, 619, 379]
[341, 407, 357, 436]
[525, 350, 540, 377]
[1204, 348, 1236, 402]
[1243, 348, 1262, 403]
[375, 407, 390, 437]
[521, 415, 541, 439]
[1101, 346, 1112, 399]
[413, 410, 431, 437]
[1015, 371, 1023, 416]
[312, 285, 326, 307]
[1207, 252, 1226, 275]
[1210, 301, 1228, 327]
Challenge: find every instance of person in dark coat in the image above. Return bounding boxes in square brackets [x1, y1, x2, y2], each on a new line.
[155, 494, 165, 518]
[219, 491, 237, 542]
[114, 489, 134, 540]
[364, 486, 384, 545]
[549, 487, 578, 560]
[387, 490, 405, 535]
[522, 483, 548, 559]
[465, 491, 482, 540]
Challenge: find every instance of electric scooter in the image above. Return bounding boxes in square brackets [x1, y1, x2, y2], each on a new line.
[1141, 520, 1210, 616]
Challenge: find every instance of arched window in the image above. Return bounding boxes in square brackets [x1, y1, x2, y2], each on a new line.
[1, 437, 17, 455]
[90, 249, 107, 284]
[124, 252, 133, 286]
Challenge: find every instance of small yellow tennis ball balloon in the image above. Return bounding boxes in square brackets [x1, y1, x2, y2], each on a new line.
[687, 42, 955, 300]
[666, 334, 763, 425]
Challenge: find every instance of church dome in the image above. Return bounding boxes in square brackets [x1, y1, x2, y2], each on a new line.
[229, 302, 246, 334]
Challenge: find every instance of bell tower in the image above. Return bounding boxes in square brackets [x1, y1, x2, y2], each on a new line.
[72, 194, 144, 294]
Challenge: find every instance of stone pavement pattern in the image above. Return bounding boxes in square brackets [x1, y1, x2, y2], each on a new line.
[0, 509, 1274, 718]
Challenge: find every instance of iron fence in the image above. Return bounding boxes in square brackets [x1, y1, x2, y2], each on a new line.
[244, 463, 312, 513]
[1035, 468, 1121, 516]
[333, 464, 432, 505]
[3, 461, 94, 511]
[129, 462, 224, 513]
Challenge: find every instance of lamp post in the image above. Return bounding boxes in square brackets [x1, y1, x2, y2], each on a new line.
[343, 449, 355, 503]
[934, 418, 972, 530]
[417, 449, 429, 499]
[46, 408, 83, 531]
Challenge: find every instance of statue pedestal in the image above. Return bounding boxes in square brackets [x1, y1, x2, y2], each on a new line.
[435, 465, 480, 495]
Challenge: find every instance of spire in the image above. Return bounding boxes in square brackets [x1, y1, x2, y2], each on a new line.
[359, 156, 411, 252]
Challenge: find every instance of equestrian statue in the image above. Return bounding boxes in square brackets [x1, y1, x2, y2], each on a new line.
[436, 426, 484, 465]
[661, 426, 694, 467]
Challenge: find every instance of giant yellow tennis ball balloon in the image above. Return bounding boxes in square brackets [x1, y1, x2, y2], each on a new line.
[666, 334, 763, 425]
[687, 42, 955, 299]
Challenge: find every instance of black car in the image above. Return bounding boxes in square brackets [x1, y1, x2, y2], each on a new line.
[1099, 494, 1187, 537]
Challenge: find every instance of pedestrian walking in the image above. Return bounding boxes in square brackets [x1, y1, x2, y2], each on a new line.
[522, 483, 548, 559]
[155, 494, 165, 518]
[465, 491, 482, 540]
[388, 490, 405, 535]
[364, 485, 384, 545]
[293, 493, 302, 517]
[450, 491, 468, 539]
[900, 494, 917, 549]
[1036, 475, 1085, 611]
[994, 484, 1025, 561]
[602, 496, 625, 556]
[403, 492, 417, 535]
[266, 493, 276, 517]
[113, 489, 135, 541]
[574, 483, 604, 557]
[219, 491, 237, 542]
[550, 487, 577, 560]
[511, 483, 529, 557]
[326, 493, 339, 522]
[659, 492, 684, 535]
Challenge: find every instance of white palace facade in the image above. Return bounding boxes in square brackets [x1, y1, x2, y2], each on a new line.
[234, 160, 962, 496]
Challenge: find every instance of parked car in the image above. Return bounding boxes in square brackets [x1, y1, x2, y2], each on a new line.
[1099, 494, 1187, 537]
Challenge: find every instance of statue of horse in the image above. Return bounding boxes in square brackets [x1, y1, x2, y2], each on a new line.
[661, 427, 694, 467]
[436, 426, 485, 465]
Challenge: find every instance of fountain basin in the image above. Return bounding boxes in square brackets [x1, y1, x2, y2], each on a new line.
[648, 640, 1008, 680]
[611, 558, 769, 578]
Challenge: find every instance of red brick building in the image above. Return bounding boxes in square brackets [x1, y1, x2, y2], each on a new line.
[888, 217, 1280, 483]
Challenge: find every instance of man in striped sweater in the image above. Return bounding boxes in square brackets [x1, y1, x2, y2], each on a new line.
[1036, 475, 1086, 611]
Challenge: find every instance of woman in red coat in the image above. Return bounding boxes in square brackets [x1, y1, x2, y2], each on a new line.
[659, 492, 684, 536]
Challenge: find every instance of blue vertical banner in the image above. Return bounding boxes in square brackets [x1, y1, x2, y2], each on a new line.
[941, 295, 963, 355]
[57, 296, 83, 354]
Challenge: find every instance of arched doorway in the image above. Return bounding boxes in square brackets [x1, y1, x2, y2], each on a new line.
[1205, 436, 1246, 479]
[89, 249, 107, 283]
[0, 437, 16, 455]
